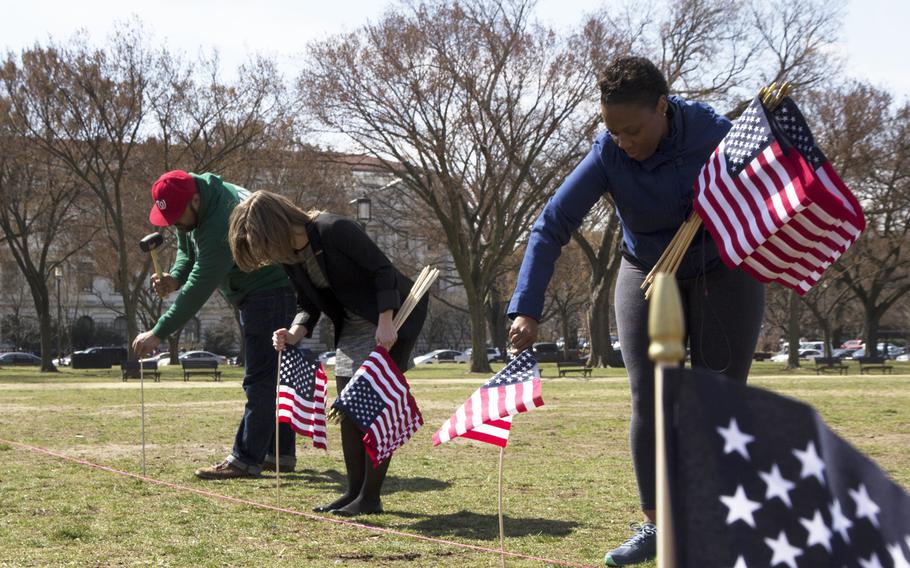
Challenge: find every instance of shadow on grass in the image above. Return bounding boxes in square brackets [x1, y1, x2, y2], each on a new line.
[406, 509, 579, 540]
[270, 468, 452, 494]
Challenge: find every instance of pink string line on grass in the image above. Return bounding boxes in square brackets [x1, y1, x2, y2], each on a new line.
[1, 438, 596, 568]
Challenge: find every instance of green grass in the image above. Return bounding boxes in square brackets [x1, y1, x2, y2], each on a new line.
[0, 362, 908, 567]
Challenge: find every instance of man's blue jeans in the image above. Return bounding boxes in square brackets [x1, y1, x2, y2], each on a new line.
[227, 287, 297, 474]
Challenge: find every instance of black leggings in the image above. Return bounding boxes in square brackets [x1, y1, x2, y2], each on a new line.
[614, 258, 765, 510]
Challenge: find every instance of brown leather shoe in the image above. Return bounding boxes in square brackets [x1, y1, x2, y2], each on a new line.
[194, 460, 255, 480]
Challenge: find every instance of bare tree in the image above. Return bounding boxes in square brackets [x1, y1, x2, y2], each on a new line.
[0, 136, 95, 371]
[300, 0, 613, 371]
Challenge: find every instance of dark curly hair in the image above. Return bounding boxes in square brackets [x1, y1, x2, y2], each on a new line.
[598, 56, 669, 107]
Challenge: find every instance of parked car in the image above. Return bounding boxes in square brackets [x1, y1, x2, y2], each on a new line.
[413, 349, 468, 365]
[72, 346, 128, 369]
[178, 351, 229, 365]
[850, 344, 904, 360]
[463, 347, 503, 362]
[0, 352, 42, 366]
[840, 339, 863, 350]
[142, 351, 228, 366]
[770, 349, 823, 363]
[531, 342, 565, 363]
[832, 348, 859, 359]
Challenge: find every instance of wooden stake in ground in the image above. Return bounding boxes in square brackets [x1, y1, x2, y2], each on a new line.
[498, 446, 506, 568]
[648, 273, 686, 568]
[274, 349, 283, 501]
[139, 359, 147, 476]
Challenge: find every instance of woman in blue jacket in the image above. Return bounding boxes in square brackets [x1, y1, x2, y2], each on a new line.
[507, 57, 765, 566]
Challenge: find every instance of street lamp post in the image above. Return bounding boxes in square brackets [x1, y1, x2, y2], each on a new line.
[54, 266, 63, 361]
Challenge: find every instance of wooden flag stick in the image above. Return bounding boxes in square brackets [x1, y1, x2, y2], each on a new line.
[275, 349, 283, 501]
[648, 273, 685, 568]
[498, 445, 506, 568]
[394, 267, 438, 331]
[393, 266, 428, 328]
[139, 358, 147, 476]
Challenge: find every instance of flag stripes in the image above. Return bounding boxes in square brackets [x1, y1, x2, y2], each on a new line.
[693, 96, 864, 294]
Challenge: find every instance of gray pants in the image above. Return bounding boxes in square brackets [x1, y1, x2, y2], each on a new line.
[614, 258, 765, 510]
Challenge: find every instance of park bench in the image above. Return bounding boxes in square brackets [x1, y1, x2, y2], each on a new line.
[813, 357, 848, 375]
[857, 356, 893, 375]
[181, 359, 222, 382]
[557, 360, 592, 378]
[120, 360, 161, 382]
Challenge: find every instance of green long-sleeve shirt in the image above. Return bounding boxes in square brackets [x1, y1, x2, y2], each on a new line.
[152, 173, 290, 339]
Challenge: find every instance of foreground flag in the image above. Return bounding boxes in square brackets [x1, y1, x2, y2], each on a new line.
[433, 349, 543, 448]
[277, 346, 328, 450]
[662, 366, 910, 567]
[694, 96, 865, 294]
[333, 346, 423, 467]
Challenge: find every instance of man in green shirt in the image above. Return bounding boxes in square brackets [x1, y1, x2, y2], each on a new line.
[132, 170, 298, 479]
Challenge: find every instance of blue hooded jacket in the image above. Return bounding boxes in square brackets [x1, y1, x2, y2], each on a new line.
[508, 96, 732, 320]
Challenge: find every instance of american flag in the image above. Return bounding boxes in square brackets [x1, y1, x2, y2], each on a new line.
[432, 349, 543, 448]
[663, 366, 910, 567]
[277, 346, 328, 450]
[694, 96, 865, 294]
[332, 346, 423, 467]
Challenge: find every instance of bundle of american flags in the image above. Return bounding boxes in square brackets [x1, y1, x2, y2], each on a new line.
[433, 349, 544, 448]
[693, 95, 866, 294]
[277, 345, 328, 450]
[332, 346, 423, 467]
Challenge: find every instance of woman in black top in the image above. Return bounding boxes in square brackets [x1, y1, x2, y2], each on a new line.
[229, 190, 427, 516]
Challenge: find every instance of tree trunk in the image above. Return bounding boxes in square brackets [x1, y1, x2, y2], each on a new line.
[484, 291, 508, 362]
[466, 285, 492, 374]
[168, 330, 182, 364]
[787, 290, 801, 369]
[587, 280, 616, 367]
[863, 310, 880, 358]
[37, 292, 58, 373]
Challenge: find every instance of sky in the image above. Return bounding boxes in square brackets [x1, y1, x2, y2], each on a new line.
[2, 0, 907, 99]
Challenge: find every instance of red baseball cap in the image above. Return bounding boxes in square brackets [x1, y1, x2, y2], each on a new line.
[149, 170, 197, 227]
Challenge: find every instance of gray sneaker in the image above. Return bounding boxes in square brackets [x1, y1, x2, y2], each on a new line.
[604, 522, 656, 566]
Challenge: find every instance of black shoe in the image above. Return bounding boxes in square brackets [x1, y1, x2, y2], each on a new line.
[330, 497, 383, 517]
[312, 494, 357, 513]
[604, 522, 656, 566]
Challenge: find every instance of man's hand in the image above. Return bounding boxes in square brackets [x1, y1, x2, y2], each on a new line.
[375, 310, 397, 351]
[151, 273, 180, 297]
[508, 315, 539, 353]
[132, 330, 161, 359]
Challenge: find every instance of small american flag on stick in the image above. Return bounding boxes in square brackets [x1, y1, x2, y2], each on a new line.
[278, 346, 328, 450]
[433, 349, 544, 448]
[332, 346, 423, 467]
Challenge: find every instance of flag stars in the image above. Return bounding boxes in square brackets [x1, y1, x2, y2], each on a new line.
[829, 498, 853, 544]
[759, 464, 796, 508]
[849, 484, 881, 528]
[859, 554, 885, 568]
[792, 441, 826, 484]
[889, 543, 910, 568]
[731, 557, 748, 568]
[799, 510, 833, 553]
[717, 418, 755, 460]
[764, 531, 803, 568]
[720, 485, 762, 528]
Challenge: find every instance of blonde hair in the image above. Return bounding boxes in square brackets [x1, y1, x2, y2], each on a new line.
[229, 190, 319, 272]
